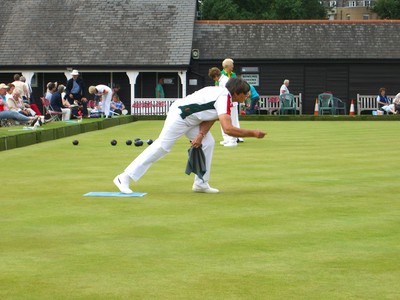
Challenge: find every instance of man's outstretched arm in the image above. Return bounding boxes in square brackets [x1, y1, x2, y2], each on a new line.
[219, 114, 266, 138]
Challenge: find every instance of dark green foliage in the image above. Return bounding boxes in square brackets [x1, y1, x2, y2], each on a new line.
[373, 0, 400, 19]
[200, 0, 326, 20]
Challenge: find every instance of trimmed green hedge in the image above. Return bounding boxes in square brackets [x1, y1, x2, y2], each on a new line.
[1, 114, 399, 151]
[0, 116, 138, 151]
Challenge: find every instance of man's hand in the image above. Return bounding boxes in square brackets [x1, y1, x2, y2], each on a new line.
[191, 132, 204, 148]
[219, 114, 266, 138]
[253, 130, 266, 138]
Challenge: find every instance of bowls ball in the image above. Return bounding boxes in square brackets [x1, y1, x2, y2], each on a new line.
[134, 140, 144, 146]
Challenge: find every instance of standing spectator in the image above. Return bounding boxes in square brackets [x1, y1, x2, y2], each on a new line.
[64, 69, 88, 116]
[377, 87, 396, 114]
[88, 85, 113, 118]
[12, 74, 29, 101]
[113, 77, 266, 194]
[20, 76, 41, 116]
[112, 83, 121, 98]
[280, 79, 290, 95]
[221, 58, 236, 79]
[219, 58, 241, 146]
[19, 75, 31, 100]
[155, 78, 165, 98]
[248, 84, 260, 114]
[208, 67, 229, 87]
[50, 85, 72, 121]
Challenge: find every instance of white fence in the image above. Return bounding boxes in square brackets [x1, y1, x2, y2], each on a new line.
[131, 98, 175, 115]
[131, 95, 303, 116]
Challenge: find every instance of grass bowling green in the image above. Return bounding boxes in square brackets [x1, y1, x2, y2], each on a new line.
[1, 120, 399, 299]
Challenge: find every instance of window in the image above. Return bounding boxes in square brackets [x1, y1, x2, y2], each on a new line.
[241, 67, 259, 73]
[363, 14, 370, 20]
[362, 1, 372, 6]
[31, 73, 38, 87]
[329, 1, 337, 7]
[348, 1, 357, 7]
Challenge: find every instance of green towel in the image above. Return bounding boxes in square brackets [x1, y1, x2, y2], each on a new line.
[185, 146, 206, 182]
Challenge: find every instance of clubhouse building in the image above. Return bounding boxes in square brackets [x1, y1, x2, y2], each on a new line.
[1, 0, 400, 114]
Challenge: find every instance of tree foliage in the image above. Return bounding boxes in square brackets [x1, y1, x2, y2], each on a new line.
[372, 0, 400, 19]
[200, 0, 326, 20]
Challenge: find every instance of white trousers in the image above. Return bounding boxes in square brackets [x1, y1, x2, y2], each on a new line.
[124, 108, 215, 187]
[221, 102, 240, 143]
[61, 108, 71, 121]
[102, 93, 112, 117]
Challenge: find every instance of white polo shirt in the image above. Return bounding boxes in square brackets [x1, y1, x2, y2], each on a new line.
[171, 86, 232, 126]
[280, 84, 289, 95]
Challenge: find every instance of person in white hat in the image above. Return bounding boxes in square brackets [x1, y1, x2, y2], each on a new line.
[64, 69, 88, 117]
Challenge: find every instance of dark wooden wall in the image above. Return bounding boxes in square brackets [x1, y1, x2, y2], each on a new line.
[188, 60, 400, 114]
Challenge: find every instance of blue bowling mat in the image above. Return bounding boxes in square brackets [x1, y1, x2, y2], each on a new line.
[84, 192, 147, 197]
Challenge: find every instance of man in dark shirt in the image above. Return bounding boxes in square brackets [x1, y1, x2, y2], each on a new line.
[64, 69, 88, 117]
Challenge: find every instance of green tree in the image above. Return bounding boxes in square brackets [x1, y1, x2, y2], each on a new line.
[200, 0, 241, 20]
[300, 0, 327, 19]
[373, 0, 400, 19]
[199, 0, 326, 20]
[272, 0, 303, 20]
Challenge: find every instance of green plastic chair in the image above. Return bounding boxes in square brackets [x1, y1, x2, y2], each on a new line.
[318, 93, 334, 115]
[279, 93, 296, 115]
[332, 96, 347, 115]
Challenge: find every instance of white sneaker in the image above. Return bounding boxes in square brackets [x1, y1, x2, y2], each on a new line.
[192, 183, 219, 193]
[220, 140, 228, 145]
[224, 141, 237, 147]
[237, 138, 244, 143]
[113, 174, 133, 194]
[33, 118, 43, 128]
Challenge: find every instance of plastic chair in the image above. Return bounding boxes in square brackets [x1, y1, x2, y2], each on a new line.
[279, 93, 296, 115]
[318, 93, 334, 115]
[40, 97, 62, 121]
[332, 97, 347, 115]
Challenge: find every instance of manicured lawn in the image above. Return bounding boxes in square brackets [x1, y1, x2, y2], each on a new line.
[1, 121, 399, 299]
